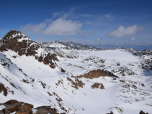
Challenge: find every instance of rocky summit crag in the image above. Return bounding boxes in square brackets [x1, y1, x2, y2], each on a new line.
[0, 30, 152, 114]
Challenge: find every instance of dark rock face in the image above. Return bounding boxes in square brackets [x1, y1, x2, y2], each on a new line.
[36, 53, 58, 69]
[0, 30, 59, 69]
[76, 69, 117, 79]
[139, 110, 148, 114]
[0, 30, 40, 56]
[107, 111, 113, 114]
[4, 100, 18, 105]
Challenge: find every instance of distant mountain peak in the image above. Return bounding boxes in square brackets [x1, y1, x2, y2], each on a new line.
[49, 41, 66, 48]
[2, 30, 29, 41]
[0, 30, 39, 56]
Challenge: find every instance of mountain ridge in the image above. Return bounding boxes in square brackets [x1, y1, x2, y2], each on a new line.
[0, 30, 152, 114]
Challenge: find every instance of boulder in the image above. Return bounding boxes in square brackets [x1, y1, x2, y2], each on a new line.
[16, 103, 33, 114]
[2, 102, 22, 114]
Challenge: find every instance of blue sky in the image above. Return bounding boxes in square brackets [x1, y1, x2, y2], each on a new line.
[0, 0, 152, 45]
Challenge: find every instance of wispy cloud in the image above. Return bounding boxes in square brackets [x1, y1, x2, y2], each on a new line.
[21, 18, 82, 36]
[105, 13, 111, 18]
[104, 13, 112, 21]
[52, 12, 60, 17]
[96, 38, 101, 41]
[108, 25, 145, 38]
[130, 37, 136, 41]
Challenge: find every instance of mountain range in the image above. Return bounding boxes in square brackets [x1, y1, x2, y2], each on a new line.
[0, 30, 152, 114]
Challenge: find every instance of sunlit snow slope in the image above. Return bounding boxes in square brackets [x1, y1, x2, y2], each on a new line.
[0, 30, 152, 114]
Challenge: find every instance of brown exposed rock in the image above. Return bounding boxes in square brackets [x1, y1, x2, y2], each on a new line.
[67, 77, 85, 89]
[2, 102, 23, 114]
[50, 92, 67, 113]
[0, 83, 8, 96]
[91, 83, 105, 89]
[120, 80, 125, 83]
[115, 107, 123, 114]
[132, 85, 137, 89]
[76, 69, 117, 79]
[4, 100, 18, 105]
[36, 106, 59, 114]
[22, 79, 29, 84]
[16, 103, 33, 114]
[56, 80, 63, 86]
[36, 54, 58, 69]
[39, 81, 46, 89]
[1, 100, 63, 114]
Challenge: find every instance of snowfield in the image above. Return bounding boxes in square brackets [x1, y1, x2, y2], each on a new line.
[0, 32, 152, 114]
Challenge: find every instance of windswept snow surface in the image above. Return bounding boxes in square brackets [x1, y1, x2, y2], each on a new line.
[0, 47, 152, 114]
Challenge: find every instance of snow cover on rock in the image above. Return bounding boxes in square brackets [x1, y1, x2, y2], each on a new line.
[0, 30, 152, 114]
[49, 41, 66, 48]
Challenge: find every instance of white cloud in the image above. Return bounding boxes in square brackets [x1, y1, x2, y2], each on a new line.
[130, 37, 136, 41]
[21, 19, 51, 34]
[108, 25, 145, 38]
[52, 12, 60, 17]
[96, 38, 101, 41]
[21, 22, 46, 34]
[105, 13, 111, 19]
[21, 18, 82, 36]
[44, 18, 82, 35]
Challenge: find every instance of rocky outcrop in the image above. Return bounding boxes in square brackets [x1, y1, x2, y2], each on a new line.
[2, 102, 23, 114]
[0, 30, 58, 69]
[0, 83, 8, 96]
[91, 83, 105, 89]
[139, 110, 148, 114]
[67, 77, 85, 89]
[16, 103, 33, 114]
[0, 83, 14, 96]
[107, 111, 113, 114]
[4, 100, 18, 105]
[76, 69, 117, 79]
[0, 100, 62, 114]
[36, 106, 59, 114]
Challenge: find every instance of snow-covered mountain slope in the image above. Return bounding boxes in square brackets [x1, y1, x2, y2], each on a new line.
[42, 40, 102, 50]
[49, 41, 66, 48]
[0, 30, 152, 114]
